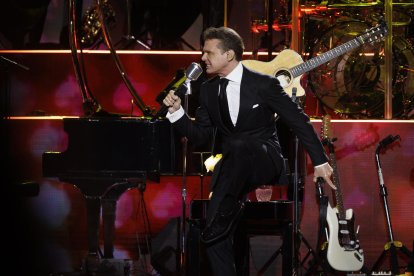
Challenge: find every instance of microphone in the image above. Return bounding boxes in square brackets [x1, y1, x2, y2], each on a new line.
[379, 134, 400, 148]
[152, 62, 203, 119]
[185, 62, 203, 83]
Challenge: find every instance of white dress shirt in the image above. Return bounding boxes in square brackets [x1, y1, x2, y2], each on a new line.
[221, 62, 243, 126]
[167, 62, 243, 124]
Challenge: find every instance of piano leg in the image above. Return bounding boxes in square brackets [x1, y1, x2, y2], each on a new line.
[102, 198, 116, 258]
[83, 196, 103, 274]
[58, 172, 145, 274]
[82, 182, 140, 274]
[84, 183, 136, 262]
[85, 196, 101, 257]
[101, 181, 141, 258]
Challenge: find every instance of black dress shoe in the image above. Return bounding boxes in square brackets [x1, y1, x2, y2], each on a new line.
[201, 201, 245, 244]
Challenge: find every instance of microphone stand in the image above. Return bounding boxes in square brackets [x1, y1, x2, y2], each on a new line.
[371, 135, 412, 275]
[292, 118, 301, 275]
[291, 87, 304, 275]
[115, 0, 151, 50]
[1, 56, 29, 120]
[0, 56, 30, 71]
[290, 88, 322, 275]
[179, 79, 191, 275]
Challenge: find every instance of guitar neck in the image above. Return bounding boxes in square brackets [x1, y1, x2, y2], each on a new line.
[291, 36, 364, 78]
[329, 151, 346, 220]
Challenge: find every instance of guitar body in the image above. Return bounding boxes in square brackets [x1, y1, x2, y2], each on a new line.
[242, 49, 305, 98]
[241, 22, 387, 100]
[326, 203, 364, 271]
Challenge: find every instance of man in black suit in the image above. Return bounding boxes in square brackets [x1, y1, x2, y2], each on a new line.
[162, 26, 335, 275]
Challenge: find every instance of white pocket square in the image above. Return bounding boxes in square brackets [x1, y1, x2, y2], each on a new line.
[252, 104, 259, 109]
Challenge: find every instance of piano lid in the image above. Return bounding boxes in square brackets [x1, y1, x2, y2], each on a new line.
[42, 117, 176, 182]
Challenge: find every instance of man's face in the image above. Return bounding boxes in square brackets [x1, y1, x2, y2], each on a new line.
[201, 39, 229, 77]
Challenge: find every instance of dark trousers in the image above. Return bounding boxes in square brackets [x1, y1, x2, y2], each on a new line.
[205, 135, 283, 276]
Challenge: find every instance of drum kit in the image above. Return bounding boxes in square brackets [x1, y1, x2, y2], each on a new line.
[250, 0, 414, 118]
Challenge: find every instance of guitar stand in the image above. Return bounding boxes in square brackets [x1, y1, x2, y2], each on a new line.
[303, 178, 334, 275]
[305, 135, 370, 276]
[371, 138, 413, 275]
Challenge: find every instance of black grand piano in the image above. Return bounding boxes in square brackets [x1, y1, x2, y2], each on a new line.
[42, 116, 175, 267]
[40, 9, 190, 269]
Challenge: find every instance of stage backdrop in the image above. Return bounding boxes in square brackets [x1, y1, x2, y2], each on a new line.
[1, 51, 413, 275]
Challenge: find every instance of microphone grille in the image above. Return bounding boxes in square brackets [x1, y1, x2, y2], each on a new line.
[185, 62, 203, 81]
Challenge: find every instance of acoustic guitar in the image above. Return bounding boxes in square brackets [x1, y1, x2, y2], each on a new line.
[242, 21, 388, 98]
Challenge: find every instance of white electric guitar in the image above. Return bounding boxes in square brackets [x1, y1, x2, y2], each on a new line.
[321, 115, 365, 272]
[242, 21, 388, 98]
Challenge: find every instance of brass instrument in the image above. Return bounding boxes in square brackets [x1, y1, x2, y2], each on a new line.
[80, 0, 115, 48]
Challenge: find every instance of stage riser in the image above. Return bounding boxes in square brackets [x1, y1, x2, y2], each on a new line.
[3, 118, 413, 274]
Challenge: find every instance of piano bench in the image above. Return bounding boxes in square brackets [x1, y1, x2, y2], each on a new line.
[187, 199, 294, 276]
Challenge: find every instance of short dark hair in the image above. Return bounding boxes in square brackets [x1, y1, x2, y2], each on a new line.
[202, 27, 245, 61]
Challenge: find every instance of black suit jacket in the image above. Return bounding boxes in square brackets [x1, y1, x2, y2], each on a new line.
[173, 65, 328, 186]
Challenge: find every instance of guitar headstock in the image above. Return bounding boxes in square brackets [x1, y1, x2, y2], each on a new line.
[360, 21, 388, 44]
[321, 114, 333, 144]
